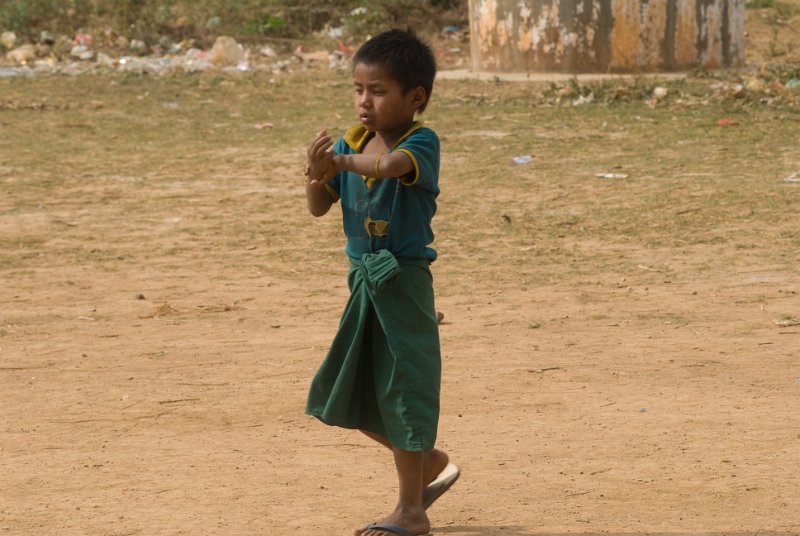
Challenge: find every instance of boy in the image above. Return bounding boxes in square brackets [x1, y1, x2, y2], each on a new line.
[303, 29, 459, 536]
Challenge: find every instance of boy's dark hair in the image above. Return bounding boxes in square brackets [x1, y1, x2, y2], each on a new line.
[353, 28, 437, 113]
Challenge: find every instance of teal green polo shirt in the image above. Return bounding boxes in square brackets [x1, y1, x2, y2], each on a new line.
[326, 122, 440, 261]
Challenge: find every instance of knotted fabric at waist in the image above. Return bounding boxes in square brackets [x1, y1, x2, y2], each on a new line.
[348, 250, 430, 295]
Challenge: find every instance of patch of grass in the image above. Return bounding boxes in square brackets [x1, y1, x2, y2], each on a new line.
[0, 0, 468, 46]
[746, 0, 775, 8]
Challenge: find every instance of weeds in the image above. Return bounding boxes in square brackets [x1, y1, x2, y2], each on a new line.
[0, 0, 468, 46]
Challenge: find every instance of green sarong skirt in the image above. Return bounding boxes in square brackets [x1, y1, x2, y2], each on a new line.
[305, 253, 441, 451]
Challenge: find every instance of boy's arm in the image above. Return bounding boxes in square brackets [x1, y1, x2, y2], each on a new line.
[334, 151, 414, 180]
[305, 130, 337, 217]
[305, 180, 334, 217]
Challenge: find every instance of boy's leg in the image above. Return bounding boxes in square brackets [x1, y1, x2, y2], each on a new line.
[356, 448, 430, 536]
[360, 430, 449, 489]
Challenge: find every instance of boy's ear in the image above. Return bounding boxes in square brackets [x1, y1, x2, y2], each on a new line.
[410, 86, 427, 110]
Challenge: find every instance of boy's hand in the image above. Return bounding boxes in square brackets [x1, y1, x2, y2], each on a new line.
[306, 130, 337, 185]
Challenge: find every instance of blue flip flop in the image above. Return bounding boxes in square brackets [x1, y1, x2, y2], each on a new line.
[364, 523, 416, 536]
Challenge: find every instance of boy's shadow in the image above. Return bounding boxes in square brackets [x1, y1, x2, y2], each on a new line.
[433, 527, 532, 536]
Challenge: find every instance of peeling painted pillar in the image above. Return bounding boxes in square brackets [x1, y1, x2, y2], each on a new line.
[468, 0, 745, 73]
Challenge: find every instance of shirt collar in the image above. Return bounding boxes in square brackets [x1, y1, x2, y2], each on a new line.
[343, 121, 425, 152]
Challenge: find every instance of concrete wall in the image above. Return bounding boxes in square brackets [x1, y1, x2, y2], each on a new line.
[468, 0, 745, 73]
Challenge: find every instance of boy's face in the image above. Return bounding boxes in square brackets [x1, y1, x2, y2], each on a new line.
[352, 62, 425, 135]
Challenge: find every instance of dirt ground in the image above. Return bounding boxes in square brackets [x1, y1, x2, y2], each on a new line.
[2, 6, 800, 536]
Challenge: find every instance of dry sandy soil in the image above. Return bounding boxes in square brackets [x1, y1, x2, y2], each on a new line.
[2, 6, 800, 536]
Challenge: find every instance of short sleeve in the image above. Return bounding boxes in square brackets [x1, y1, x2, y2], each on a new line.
[394, 128, 440, 190]
[325, 137, 348, 202]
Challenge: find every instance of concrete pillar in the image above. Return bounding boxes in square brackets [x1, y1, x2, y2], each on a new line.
[468, 0, 745, 73]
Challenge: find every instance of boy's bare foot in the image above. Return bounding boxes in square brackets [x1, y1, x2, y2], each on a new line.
[354, 503, 430, 536]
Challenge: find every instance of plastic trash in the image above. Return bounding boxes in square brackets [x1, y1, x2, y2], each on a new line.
[129, 39, 147, 54]
[596, 173, 628, 179]
[209, 36, 245, 66]
[512, 155, 534, 165]
[6, 44, 36, 64]
[70, 45, 95, 61]
[0, 66, 32, 77]
[74, 33, 93, 46]
[652, 86, 668, 100]
[787, 79, 800, 90]
[0, 31, 16, 50]
[40, 31, 55, 45]
[260, 45, 277, 58]
[784, 171, 800, 183]
[717, 118, 739, 126]
[338, 41, 355, 57]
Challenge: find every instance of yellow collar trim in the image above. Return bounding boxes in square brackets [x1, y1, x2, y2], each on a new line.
[343, 121, 425, 152]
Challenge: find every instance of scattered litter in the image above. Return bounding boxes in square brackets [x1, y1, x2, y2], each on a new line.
[512, 155, 534, 165]
[1, 31, 17, 49]
[209, 36, 245, 66]
[774, 318, 800, 327]
[596, 173, 629, 179]
[70, 45, 95, 61]
[529, 367, 563, 374]
[260, 44, 277, 58]
[652, 86, 669, 100]
[573, 92, 594, 106]
[787, 79, 800, 90]
[337, 41, 355, 57]
[294, 45, 329, 63]
[140, 303, 177, 318]
[745, 76, 766, 92]
[162, 101, 179, 109]
[254, 122, 275, 130]
[0, 67, 32, 77]
[769, 79, 785, 92]
[717, 118, 739, 126]
[443, 25, 461, 33]
[129, 39, 147, 53]
[6, 44, 37, 64]
[74, 33, 93, 46]
[784, 171, 800, 183]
